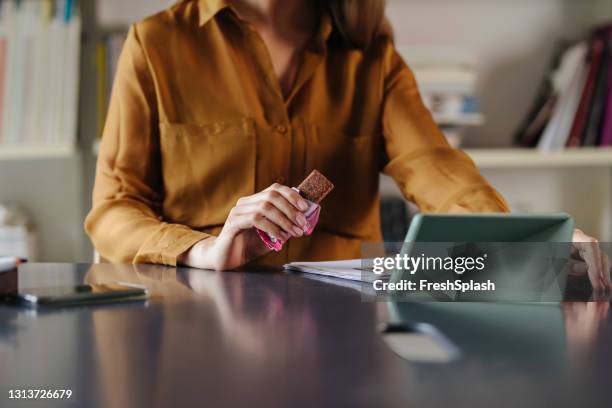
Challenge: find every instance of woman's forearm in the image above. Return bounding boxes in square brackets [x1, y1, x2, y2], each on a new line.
[177, 238, 219, 270]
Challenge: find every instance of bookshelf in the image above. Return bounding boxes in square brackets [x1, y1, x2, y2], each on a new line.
[0, 1, 86, 262]
[0, 145, 77, 161]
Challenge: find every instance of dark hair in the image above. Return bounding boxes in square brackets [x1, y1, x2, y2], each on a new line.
[324, 0, 392, 49]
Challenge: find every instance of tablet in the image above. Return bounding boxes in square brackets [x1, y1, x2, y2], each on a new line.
[386, 214, 573, 363]
[405, 213, 574, 243]
[391, 213, 575, 302]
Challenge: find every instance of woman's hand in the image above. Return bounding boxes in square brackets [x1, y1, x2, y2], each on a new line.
[179, 184, 310, 271]
[571, 229, 612, 293]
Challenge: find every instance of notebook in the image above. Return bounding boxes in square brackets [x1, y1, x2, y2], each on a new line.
[284, 259, 388, 283]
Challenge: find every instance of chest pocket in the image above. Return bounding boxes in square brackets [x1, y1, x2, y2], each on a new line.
[305, 125, 381, 238]
[159, 118, 256, 226]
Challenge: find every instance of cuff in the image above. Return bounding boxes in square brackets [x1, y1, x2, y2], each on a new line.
[134, 224, 211, 266]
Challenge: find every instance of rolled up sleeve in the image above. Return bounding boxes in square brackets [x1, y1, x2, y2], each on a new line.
[381, 47, 509, 214]
[84, 25, 209, 265]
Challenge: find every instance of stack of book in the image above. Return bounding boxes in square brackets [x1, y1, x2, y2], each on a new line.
[0, 0, 81, 148]
[412, 63, 484, 147]
[0, 204, 37, 261]
[96, 32, 124, 138]
[516, 25, 612, 151]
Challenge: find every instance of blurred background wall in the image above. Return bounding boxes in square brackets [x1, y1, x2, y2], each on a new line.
[0, 0, 611, 261]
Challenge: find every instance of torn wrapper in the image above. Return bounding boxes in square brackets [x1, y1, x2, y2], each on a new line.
[256, 188, 320, 252]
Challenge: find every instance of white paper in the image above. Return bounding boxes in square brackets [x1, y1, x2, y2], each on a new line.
[284, 259, 386, 283]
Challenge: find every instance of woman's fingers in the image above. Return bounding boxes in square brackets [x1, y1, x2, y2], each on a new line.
[233, 202, 303, 238]
[600, 251, 612, 290]
[568, 258, 588, 276]
[254, 200, 304, 237]
[267, 183, 309, 212]
[573, 229, 609, 292]
[235, 185, 308, 232]
[261, 189, 308, 229]
[252, 216, 290, 242]
[581, 241, 604, 292]
[240, 184, 307, 212]
[229, 208, 290, 241]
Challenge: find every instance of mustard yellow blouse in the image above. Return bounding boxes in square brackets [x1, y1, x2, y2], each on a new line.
[85, 0, 508, 267]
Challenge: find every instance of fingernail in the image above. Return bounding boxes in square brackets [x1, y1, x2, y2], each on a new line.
[292, 226, 303, 237]
[296, 214, 307, 227]
[298, 200, 308, 211]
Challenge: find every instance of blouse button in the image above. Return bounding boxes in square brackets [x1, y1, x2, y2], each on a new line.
[276, 124, 288, 134]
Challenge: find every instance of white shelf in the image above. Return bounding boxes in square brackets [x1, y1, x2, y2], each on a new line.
[435, 113, 485, 127]
[465, 148, 612, 169]
[0, 145, 77, 161]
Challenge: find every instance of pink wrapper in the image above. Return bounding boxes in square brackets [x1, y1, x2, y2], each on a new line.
[256, 188, 321, 252]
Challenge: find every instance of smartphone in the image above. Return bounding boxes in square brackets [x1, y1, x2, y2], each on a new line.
[6, 282, 148, 307]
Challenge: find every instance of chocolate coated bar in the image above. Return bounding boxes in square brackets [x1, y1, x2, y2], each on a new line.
[297, 170, 334, 204]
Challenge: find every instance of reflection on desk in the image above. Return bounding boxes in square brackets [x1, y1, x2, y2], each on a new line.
[85, 265, 320, 408]
[0, 263, 611, 408]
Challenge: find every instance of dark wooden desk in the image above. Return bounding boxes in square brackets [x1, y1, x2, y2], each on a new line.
[1, 263, 611, 408]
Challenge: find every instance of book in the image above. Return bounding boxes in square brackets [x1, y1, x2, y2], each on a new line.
[23, 0, 47, 145]
[601, 32, 612, 146]
[514, 44, 566, 148]
[602, 93, 612, 145]
[411, 63, 484, 135]
[107, 34, 124, 98]
[0, 34, 6, 143]
[566, 37, 605, 147]
[95, 42, 107, 138]
[1, 0, 21, 145]
[514, 74, 555, 147]
[520, 96, 558, 147]
[582, 29, 611, 146]
[96, 32, 126, 138]
[60, 2, 81, 146]
[538, 42, 589, 152]
[0, 257, 21, 273]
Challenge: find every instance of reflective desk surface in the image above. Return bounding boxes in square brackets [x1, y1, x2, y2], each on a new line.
[1, 263, 611, 408]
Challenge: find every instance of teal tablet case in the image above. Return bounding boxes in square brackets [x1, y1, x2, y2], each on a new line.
[404, 213, 574, 243]
[387, 214, 573, 363]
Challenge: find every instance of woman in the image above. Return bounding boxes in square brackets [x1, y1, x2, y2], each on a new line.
[86, 0, 611, 290]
